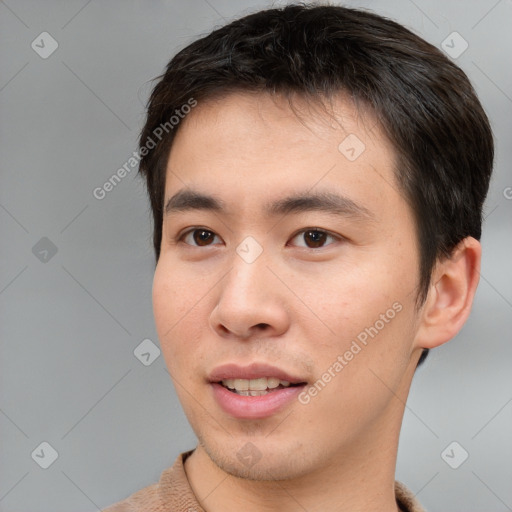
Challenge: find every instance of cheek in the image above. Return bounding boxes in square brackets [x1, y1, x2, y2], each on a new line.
[299, 298, 416, 437]
[291, 249, 418, 377]
[300, 261, 418, 405]
[152, 261, 210, 371]
[293, 263, 397, 335]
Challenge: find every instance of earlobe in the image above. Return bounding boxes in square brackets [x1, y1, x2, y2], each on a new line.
[414, 237, 481, 350]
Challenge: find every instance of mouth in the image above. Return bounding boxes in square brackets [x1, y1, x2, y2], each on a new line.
[218, 377, 306, 396]
[208, 363, 308, 419]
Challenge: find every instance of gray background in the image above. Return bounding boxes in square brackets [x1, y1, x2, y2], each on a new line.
[0, 1, 511, 511]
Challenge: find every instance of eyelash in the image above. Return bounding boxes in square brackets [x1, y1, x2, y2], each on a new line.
[177, 227, 342, 249]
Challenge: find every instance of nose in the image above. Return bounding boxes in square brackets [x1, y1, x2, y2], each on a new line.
[209, 253, 290, 340]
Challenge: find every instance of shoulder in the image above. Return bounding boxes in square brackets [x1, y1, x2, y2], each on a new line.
[101, 481, 164, 512]
[102, 450, 196, 512]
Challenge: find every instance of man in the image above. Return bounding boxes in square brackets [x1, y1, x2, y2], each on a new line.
[103, 3, 493, 511]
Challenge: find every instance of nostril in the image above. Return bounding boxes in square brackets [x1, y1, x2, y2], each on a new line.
[218, 325, 230, 335]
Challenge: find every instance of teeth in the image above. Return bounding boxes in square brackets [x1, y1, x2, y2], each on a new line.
[234, 379, 249, 391]
[221, 377, 292, 392]
[267, 377, 281, 388]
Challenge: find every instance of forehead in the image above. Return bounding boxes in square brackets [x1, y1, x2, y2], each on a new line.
[164, 91, 402, 218]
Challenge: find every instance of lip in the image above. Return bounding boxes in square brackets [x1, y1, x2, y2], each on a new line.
[208, 362, 306, 384]
[208, 362, 307, 420]
[210, 382, 306, 419]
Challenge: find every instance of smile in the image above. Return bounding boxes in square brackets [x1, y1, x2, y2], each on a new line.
[220, 377, 297, 396]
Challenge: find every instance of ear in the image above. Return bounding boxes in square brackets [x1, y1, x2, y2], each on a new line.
[414, 237, 481, 350]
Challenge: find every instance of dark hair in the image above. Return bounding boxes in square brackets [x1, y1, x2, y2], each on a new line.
[138, 3, 494, 366]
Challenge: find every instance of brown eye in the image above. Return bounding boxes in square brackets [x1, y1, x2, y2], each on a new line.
[289, 229, 338, 249]
[303, 230, 327, 248]
[181, 228, 220, 246]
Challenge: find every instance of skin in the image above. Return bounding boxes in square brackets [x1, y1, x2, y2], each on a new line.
[152, 91, 481, 512]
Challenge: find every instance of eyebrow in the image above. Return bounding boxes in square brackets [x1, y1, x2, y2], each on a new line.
[164, 188, 375, 221]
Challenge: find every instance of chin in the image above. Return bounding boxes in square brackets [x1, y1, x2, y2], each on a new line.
[199, 434, 318, 482]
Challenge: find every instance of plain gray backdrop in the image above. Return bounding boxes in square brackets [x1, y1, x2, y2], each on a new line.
[1, 1, 511, 511]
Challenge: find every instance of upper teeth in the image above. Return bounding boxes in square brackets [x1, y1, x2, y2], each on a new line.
[221, 377, 291, 391]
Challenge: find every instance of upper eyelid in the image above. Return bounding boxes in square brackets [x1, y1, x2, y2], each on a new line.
[178, 226, 219, 236]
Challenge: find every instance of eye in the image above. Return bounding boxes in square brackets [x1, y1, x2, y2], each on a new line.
[289, 228, 340, 249]
[179, 228, 222, 247]
[177, 227, 341, 249]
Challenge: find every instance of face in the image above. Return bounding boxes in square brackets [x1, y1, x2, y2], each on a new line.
[153, 91, 425, 481]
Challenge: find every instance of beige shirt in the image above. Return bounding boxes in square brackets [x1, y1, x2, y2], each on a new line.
[102, 450, 425, 512]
